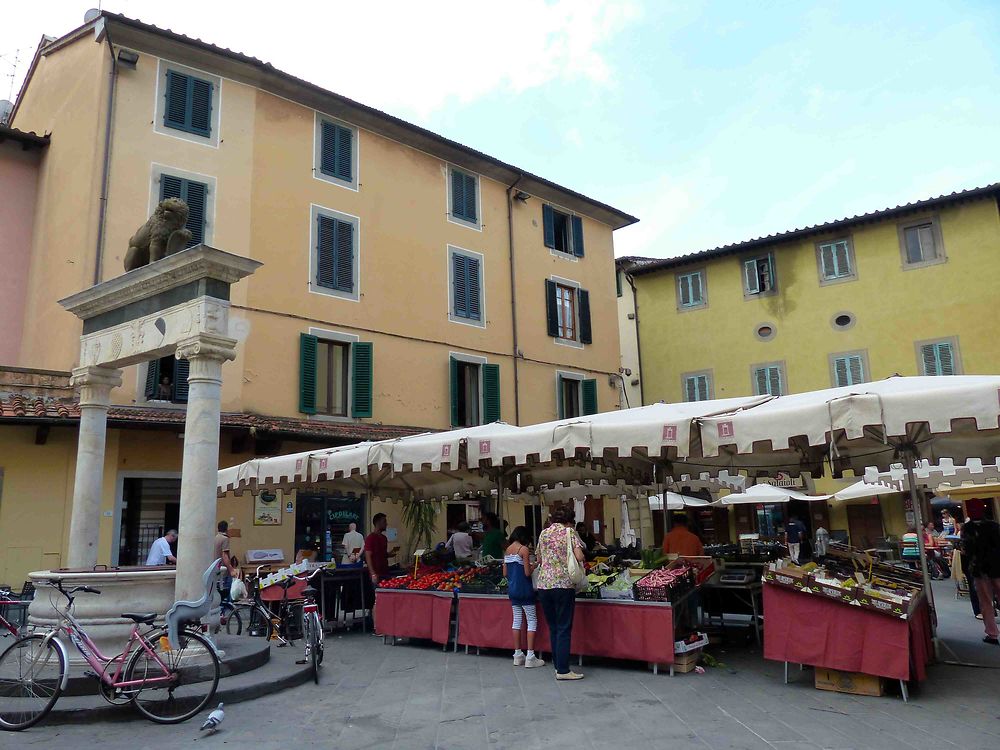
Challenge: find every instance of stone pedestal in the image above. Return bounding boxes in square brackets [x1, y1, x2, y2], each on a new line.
[57, 246, 261, 623]
[28, 568, 176, 666]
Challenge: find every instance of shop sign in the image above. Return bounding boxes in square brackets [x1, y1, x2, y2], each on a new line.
[254, 489, 282, 526]
[757, 472, 806, 489]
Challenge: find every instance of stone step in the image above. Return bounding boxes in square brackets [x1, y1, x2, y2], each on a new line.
[33, 639, 313, 724]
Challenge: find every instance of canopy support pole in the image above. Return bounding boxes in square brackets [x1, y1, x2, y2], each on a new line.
[904, 458, 935, 617]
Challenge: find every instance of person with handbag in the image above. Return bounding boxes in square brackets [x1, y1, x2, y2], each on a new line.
[503, 526, 544, 668]
[535, 506, 586, 680]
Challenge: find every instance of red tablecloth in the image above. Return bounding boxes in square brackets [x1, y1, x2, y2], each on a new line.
[457, 595, 675, 665]
[374, 590, 454, 645]
[763, 583, 933, 681]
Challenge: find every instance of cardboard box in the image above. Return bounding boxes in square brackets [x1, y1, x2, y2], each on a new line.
[674, 632, 710, 654]
[762, 564, 811, 592]
[815, 668, 884, 697]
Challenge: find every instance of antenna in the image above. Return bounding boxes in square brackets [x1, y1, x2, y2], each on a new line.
[84, 8, 101, 23]
[0, 101, 12, 126]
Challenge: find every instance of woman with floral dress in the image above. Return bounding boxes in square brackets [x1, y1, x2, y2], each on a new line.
[535, 506, 585, 680]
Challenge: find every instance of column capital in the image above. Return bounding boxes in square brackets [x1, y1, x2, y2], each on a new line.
[70, 365, 123, 407]
[175, 333, 238, 364]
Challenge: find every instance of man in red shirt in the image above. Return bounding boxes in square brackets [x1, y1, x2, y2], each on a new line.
[364, 512, 390, 585]
[662, 515, 704, 557]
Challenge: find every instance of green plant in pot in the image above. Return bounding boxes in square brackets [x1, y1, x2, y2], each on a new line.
[401, 499, 439, 560]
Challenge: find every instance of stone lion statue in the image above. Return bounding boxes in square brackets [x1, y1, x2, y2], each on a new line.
[123, 197, 192, 271]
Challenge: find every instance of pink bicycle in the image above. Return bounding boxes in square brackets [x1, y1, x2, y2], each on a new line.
[0, 573, 221, 731]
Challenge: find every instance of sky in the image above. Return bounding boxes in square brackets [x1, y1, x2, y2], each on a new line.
[2, 1, 997, 259]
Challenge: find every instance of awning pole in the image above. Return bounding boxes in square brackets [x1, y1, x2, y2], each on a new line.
[904, 456, 936, 633]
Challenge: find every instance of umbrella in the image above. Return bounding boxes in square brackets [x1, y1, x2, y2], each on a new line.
[719, 484, 830, 505]
[832, 480, 901, 501]
[930, 496, 962, 508]
[648, 492, 712, 510]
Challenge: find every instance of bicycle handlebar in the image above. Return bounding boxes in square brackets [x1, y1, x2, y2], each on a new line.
[46, 579, 102, 598]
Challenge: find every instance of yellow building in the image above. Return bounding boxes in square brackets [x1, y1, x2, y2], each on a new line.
[0, 12, 636, 584]
[625, 183, 1000, 544]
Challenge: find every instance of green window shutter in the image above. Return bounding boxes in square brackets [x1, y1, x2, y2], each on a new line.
[182, 180, 207, 247]
[189, 77, 213, 136]
[320, 121, 338, 177]
[571, 215, 584, 257]
[144, 358, 161, 400]
[578, 288, 592, 345]
[690, 272, 702, 304]
[335, 219, 354, 292]
[755, 366, 781, 396]
[937, 343, 955, 375]
[923, 342, 954, 376]
[299, 333, 318, 414]
[451, 169, 467, 220]
[160, 174, 183, 202]
[316, 215, 336, 288]
[482, 363, 501, 423]
[542, 205, 555, 248]
[679, 274, 691, 306]
[544, 279, 559, 337]
[164, 70, 189, 130]
[452, 252, 468, 318]
[463, 173, 477, 223]
[556, 375, 565, 419]
[335, 124, 352, 182]
[834, 357, 849, 387]
[581, 379, 598, 416]
[351, 342, 373, 418]
[768, 367, 782, 396]
[172, 358, 190, 403]
[449, 357, 460, 427]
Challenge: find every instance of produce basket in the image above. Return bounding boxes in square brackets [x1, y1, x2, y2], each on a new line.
[633, 567, 694, 602]
[673, 632, 709, 654]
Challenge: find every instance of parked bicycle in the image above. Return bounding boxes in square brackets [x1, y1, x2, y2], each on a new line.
[293, 569, 324, 684]
[0, 560, 223, 731]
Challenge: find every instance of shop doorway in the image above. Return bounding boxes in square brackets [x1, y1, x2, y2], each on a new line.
[846, 504, 885, 549]
[523, 506, 543, 540]
[965, 498, 997, 521]
[295, 494, 366, 563]
[117, 476, 181, 566]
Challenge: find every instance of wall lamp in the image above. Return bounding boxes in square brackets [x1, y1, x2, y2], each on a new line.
[513, 190, 530, 203]
[117, 49, 139, 69]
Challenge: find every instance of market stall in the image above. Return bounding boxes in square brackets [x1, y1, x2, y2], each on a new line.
[762, 543, 932, 700]
[374, 589, 455, 647]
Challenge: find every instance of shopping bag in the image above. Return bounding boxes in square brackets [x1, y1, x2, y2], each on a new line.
[566, 528, 586, 586]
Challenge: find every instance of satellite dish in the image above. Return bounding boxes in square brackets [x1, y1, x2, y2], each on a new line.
[84, 8, 101, 23]
[0, 101, 12, 125]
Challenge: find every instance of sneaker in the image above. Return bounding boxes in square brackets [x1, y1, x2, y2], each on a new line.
[555, 671, 584, 681]
[524, 656, 546, 668]
[984, 636, 999, 645]
[513, 653, 526, 666]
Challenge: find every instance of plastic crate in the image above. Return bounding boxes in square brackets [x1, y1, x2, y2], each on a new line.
[599, 586, 634, 600]
[633, 569, 694, 602]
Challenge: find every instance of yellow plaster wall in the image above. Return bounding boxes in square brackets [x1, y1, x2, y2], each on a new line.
[637, 198, 1000, 403]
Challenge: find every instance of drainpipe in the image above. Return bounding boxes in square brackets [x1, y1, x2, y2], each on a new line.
[506, 176, 524, 426]
[94, 25, 118, 285]
[627, 270, 645, 406]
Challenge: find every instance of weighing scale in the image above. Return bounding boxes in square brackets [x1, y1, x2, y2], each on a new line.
[719, 568, 755, 585]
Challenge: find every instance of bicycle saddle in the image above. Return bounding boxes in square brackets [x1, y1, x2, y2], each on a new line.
[121, 612, 157, 624]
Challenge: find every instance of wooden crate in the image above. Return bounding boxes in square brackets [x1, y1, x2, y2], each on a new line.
[673, 650, 702, 673]
[814, 668, 884, 697]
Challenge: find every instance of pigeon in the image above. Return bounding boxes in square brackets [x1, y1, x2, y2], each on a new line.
[200, 702, 224, 733]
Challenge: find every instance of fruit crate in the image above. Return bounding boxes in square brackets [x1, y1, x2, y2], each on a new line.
[632, 569, 694, 602]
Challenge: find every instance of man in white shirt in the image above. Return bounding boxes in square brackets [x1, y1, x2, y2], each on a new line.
[146, 530, 178, 566]
[445, 522, 474, 560]
[342, 522, 365, 564]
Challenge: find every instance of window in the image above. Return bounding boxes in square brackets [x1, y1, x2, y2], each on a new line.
[449, 167, 479, 226]
[677, 270, 705, 308]
[299, 334, 373, 418]
[831, 352, 867, 387]
[918, 340, 959, 376]
[163, 69, 213, 137]
[144, 356, 190, 404]
[898, 216, 946, 268]
[752, 363, 785, 396]
[542, 205, 584, 257]
[557, 374, 598, 418]
[316, 116, 356, 188]
[817, 238, 855, 283]
[682, 372, 712, 402]
[311, 206, 359, 300]
[449, 247, 483, 325]
[544, 280, 592, 344]
[742, 254, 775, 296]
[159, 174, 208, 248]
[449, 357, 500, 427]
[616, 269, 622, 298]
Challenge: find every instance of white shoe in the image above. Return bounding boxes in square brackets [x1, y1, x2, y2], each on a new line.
[524, 656, 545, 668]
[513, 654, 525, 666]
[555, 671, 584, 681]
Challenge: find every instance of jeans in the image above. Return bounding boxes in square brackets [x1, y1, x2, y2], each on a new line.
[538, 588, 576, 674]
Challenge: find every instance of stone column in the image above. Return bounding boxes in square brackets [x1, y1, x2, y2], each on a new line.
[174, 333, 237, 602]
[66, 366, 123, 569]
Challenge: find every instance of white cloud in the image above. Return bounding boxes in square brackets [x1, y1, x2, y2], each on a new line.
[564, 126, 584, 148]
[1, 0, 641, 121]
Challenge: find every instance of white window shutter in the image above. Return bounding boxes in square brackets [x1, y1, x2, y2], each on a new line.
[691, 272, 702, 303]
[835, 242, 851, 276]
[679, 276, 691, 306]
[744, 259, 760, 294]
[848, 355, 864, 384]
[821, 244, 836, 278]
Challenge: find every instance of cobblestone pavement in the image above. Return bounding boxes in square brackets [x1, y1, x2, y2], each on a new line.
[13, 581, 1000, 750]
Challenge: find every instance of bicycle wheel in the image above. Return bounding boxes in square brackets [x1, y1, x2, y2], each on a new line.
[124, 628, 220, 724]
[0, 634, 67, 731]
[312, 611, 324, 666]
[222, 604, 242, 636]
[244, 604, 275, 640]
[303, 613, 318, 684]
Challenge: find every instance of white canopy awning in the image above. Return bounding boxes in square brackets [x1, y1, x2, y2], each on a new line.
[719, 483, 831, 505]
[649, 492, 712, 510]
[832, 480, 901, 501]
